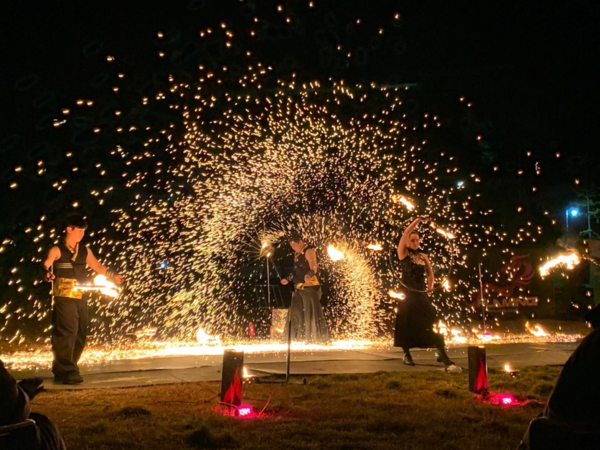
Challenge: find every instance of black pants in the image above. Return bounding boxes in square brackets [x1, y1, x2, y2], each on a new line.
[51, 297, 88, 377]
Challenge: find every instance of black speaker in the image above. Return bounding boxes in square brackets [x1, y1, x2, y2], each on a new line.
[468, 346, 488, 393]
[220, 350, 244, 409]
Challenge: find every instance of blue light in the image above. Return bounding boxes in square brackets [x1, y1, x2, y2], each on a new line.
[160, 261, 168, 269]
[457, 181, 465, 188]
[569, 208, 579, 218]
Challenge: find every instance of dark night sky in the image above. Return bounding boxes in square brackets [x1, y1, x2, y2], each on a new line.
[1, 0, 599, 228]
[0, 0, 599, 334]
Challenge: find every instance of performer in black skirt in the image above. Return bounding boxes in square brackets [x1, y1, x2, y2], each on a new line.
[280, 232, 329, 342]
[395, 217, 459, 371]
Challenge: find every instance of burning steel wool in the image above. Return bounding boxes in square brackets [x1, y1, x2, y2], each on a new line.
[0, 1, 580, 366]
[525, 322, 549, 337]
[539, 253, 581, 278]
[0, 331, 583, 372]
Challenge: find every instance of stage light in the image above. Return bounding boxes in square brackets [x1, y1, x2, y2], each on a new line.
[491, 393, 516, 406]
[468, 346, 488, 394]
[221, 350, 244, 414]
[569, 208, 579, 218]
[238, 406, 253, 417]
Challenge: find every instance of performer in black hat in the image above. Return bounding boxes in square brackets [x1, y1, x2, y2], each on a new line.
[280, 232, 329, 342]
[41, 213, 122, 385]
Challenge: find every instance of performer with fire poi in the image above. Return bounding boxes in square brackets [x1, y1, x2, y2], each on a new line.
[280, 232, 329, 342]
[41, 213, 123, 384]
[395, 217, 460, 372]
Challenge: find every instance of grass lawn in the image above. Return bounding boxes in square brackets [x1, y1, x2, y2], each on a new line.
[31, 366, 560, 450]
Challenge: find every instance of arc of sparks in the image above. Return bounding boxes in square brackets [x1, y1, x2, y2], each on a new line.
[539, 253, 580, 278]
[327, 245, 345, 261]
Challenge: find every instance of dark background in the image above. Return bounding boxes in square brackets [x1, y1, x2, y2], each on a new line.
[0, 1, 599, 326]
[1, 0, 598, 231]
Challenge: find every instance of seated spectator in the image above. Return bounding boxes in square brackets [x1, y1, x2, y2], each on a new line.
[518, 305, 600, 449]
[0, 359, 66, 450]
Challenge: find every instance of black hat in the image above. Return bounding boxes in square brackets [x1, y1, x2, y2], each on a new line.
[63, 213, 88, 230]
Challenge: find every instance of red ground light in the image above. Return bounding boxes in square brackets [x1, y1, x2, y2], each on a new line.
[485, 392, 522, 406]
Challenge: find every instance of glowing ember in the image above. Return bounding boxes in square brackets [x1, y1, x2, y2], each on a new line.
[242, 366, 252, 379]
[391, 194, 415, 211]
[539, 252, 580, 278]
[327, 245, 345, 262]
[135, 327, 157, 339]
[434, 227, 456, 240]
[196, 328, 221, 345]
[525, 322, 548, 337]
[388, 290, 406, 300]
[441, 278, 452, 292]
[473, 330, 501, 342]
[450, 328, 467, 344]
[434, 320, 447, 335]
[503, 363, 512, 373]
[366, 243, 383, 251]
[74, 275, 120, 298]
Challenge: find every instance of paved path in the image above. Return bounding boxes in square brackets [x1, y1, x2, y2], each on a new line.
[11, 341, 579, 390]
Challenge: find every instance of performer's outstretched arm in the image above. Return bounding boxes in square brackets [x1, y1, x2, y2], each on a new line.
[86, 248, 123, 285]
[397, 217, 426, 260]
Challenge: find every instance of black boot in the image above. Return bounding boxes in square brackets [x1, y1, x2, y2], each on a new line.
[403, 353, 415, 366]
[435, 350, 454, 366]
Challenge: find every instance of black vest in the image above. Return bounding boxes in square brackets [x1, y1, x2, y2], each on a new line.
[54, 241, 89, 283]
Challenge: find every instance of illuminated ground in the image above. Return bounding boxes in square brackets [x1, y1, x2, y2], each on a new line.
[6, 339, 580, 390]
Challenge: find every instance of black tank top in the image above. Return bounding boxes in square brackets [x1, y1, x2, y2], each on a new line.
[292, 245, 319, 285]
[399, 252, 427, 291]
[54, 241, 89, 283]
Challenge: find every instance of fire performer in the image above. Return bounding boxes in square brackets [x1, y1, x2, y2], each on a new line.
[41, 214, 122, 384]
[280, 232, 329, 342]
[395, 217, 459, 371]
